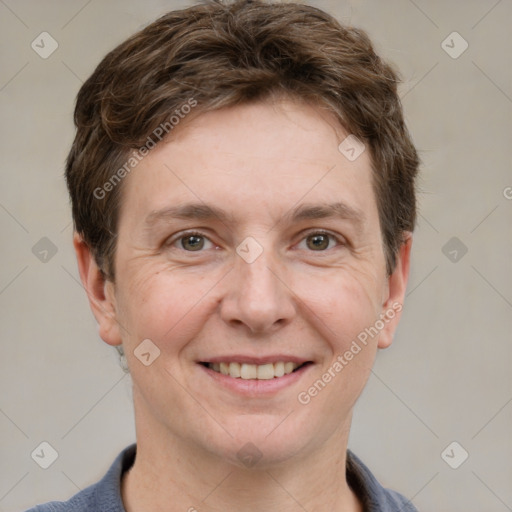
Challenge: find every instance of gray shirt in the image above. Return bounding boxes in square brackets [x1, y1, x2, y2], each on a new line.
[25, 444, 418, 511]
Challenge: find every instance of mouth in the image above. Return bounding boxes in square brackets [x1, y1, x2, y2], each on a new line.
[199, 361, 313, 380]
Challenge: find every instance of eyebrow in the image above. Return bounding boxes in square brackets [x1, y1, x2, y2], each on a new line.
[144, 201, 365, 229]
[287, 202, 365, 227]
[145, 203, 235, 226]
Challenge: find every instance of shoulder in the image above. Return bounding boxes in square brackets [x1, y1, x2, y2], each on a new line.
[23, 490, 96, 512]
[346, 450, 419, 512]
[24, 444, 136, 512]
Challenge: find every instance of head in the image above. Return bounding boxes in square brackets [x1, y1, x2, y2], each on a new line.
[70, 0, 418, 467]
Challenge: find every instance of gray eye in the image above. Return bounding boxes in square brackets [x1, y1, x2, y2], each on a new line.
[181, 235, 205, 251]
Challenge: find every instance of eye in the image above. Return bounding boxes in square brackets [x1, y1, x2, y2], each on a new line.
[297, 230, 344, 251]
[167, 231, 215, 252]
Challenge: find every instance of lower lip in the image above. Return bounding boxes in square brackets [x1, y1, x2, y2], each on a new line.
[198, 363, 313, 396]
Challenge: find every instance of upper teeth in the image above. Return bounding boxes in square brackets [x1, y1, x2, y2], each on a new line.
[208, 362, 301, 379]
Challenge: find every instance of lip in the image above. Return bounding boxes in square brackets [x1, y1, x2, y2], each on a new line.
[199, 354, 311, 365]
[197, 360, 314, 397]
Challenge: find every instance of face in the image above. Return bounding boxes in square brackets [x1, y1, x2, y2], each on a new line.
[79, 99, 410, 468]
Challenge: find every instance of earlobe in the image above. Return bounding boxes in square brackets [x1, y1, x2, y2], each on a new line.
[73, 233, 122, 347]
[377, 232, 412, 349]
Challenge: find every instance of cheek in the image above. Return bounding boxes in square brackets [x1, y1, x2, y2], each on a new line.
[115, 265, 221, 351]
[292, 271, 382, 427]
[297, 263, 384, 345]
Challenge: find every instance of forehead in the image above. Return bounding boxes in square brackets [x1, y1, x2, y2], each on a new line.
[118, 99, 378, 229]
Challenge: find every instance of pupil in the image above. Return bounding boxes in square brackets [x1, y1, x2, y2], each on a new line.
[309, 234, 328, 250]
[183, 235, 203, 251]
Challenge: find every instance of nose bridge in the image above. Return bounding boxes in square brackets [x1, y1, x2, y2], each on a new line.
[239, 245, 280, 301]
[220, 236, 295, 333]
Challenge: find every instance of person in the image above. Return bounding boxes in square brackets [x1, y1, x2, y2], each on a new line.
[27, 0, 420, 510]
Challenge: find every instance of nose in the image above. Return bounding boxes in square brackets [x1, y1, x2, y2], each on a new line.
[219, 246, 296, 335]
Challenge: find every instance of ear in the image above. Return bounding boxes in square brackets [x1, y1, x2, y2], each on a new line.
[73, 232, 122, 347]
[377, 232, 412, 349]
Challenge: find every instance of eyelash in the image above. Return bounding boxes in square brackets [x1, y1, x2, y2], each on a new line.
[297, 230, 346, 251]
[165, 229, 345, 253]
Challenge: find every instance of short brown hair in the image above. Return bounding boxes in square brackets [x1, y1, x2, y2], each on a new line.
[66, 0, 419, 279]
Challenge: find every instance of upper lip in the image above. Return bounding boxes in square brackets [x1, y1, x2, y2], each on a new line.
[199, 355, 313, 365]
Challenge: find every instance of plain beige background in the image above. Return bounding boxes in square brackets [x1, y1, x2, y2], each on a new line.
[1, 1, 511, 511]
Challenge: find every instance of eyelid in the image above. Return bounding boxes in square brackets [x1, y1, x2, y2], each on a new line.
[165, 228, 346, 252]
[295, 228, 346, 250]
[165, 229, 216, 250]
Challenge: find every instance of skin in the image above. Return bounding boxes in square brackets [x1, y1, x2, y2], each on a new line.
[75, 98, 412, 512]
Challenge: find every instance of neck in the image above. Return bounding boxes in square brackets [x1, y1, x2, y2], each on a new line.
[122, 396, 362, 512]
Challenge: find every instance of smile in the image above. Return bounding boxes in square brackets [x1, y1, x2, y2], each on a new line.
[203, 361, 309, 380]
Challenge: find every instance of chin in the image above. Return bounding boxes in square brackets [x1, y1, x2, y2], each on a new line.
[204, 414, 319, 469]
